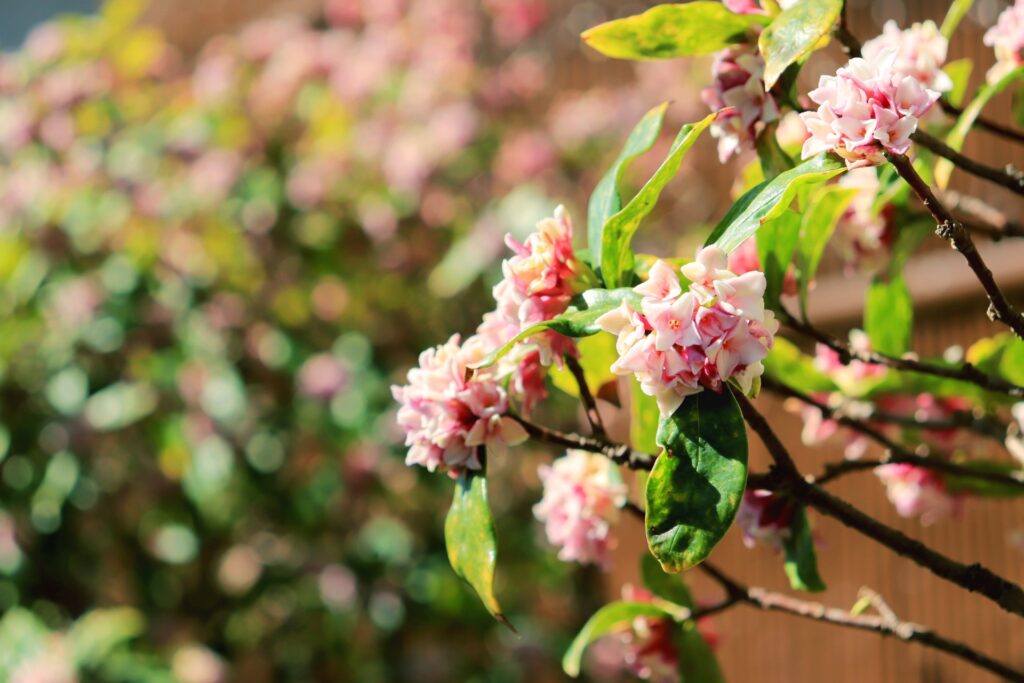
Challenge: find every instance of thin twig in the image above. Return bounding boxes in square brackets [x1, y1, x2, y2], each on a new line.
[781, 310, 1024, 399]
[565, 354, 607, 439]
[698, 562, 1024, 682]
[940, 98, 1024, 146]
[836, 3, 861, 58]
[762, 379, 1024, 490]
[734, 392, 1024, 619]
[513, 415, 655, 470]
[910, 131, 1024, 197]
[887, 152, 1024, 339]
[940, 189, 1024, 241]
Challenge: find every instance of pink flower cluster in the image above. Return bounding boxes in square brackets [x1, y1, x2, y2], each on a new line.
[800, 50, 941, 167]
[598, 247, 777, 417]
[391, 334, 527, 476]
[875, 464, 960, 525]
[832, 168, 894, 272]
[984, 0, 1024, 83]
[728, 236, 798, 295]
[533, 449, 627, 566]
[617, 585, 681, 683]
[736, 489, 795, 551]
[701, 44, 779, 162]
[862, 20, 952, 94]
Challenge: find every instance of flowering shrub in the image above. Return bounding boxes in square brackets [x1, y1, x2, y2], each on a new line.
[396, 0, 1024, 680]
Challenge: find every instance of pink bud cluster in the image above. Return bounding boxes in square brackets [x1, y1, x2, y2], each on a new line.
[391, 334, 527, 475]
[875, 463, 960, 525]
[533, 449, 627, 566]
[701, 44, 779, 162]
[598, 247, 777, 417]
[393, 208, 589, 472]
[800, 50, 941, 167]
[861, 20, 953, 94]
[832, 168, 894, 272]
[984, 0, 1024, 83]
[736, 489, 795, 551]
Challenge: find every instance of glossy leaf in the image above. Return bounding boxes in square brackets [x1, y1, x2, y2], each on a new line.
[940, 0, 975, 39]
[758, 0, 842, 89]
[588, 103, 669, 274]
[945, 460, 1024, 498]
[967, 334, 1024, 387]
[782, 507, 826, 592]
[445, 469, 508, 626]
[473, 287, 640, 369]
[631, 379, 662, 455]
[646, 389, 748, 573]
[942, 58, 973, 108]
[756, 209, 801, 311]
[707, 153, 845, 254]
[763, 337, 838, 393]
[601, 113, 717, 288]
[795, 184, 858, 315]
[581, 2, 766, 61]
[641, 553, 696, 607]
[563, 601, 673, 677]
[755, 122, 796, 180]
[865, 275, 913, 356]
[676, 623, 728, 683]
[936, 66, 1024, 189]
[551, 333, 619, 398]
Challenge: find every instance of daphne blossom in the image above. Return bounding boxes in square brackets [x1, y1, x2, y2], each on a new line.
[598, 247, 776, 417]
[391, 334, 527, 475]
[701, 44, 779, 161]
[800, 50, 940, 167]
[736, 489, 795, 551]
[533, 449, 627, 566]
[875, 463, 959, 525]
[984, 0, 1024, 83]
[862, 20, 952, 93]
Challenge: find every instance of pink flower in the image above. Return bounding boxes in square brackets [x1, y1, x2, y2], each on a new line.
[728, 236, 798, 296]
[814, 330, 886, 384]
[701, 44, 779, 161]
[799, 51, 940, 167]
[984, 0, 1024, 83]
[616, 585, 681, 683]
[736, 489, 795, 550]
[875, 463, 960, 525]
[391, 334, 528, 476]
[599, 247, 777, 417]
[533, 449, 627, 567]
[862, 20, 952, 93]
[722, 0, 765, 15]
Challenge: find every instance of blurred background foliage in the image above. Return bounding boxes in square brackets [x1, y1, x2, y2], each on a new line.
[0, 0, 712, 680]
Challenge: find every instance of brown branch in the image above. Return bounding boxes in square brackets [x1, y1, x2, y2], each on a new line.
[734, 392, 1024, 619]
[887, 152, 1024, 339]
[698, 562, 1024, 682]
[910, 131, 1024, 197]
[940, 98, 1024, 146]
[939, 189, 1024, 242]
[565, 354, 607, 439]
[781, 310, 1024, 399]
[513, 415, 655, 470]
[762, 379, 1024, 491]
[836, 3, 861, 58]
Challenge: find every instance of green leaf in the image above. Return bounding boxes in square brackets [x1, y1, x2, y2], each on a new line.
[707, 153, 846, 254]
[551, 333, 619, 398]
[795, 184, 858, 315]
[676, 622, 728, 683]
[473, 287, 640, 369]
[646, 389, 748, 573]
[589, 103, 669, 274]
[1015, 90, 1024, 128]
[631, 379, 662, 455]
[581, 2, 766, 61]
[755, 122, 796, 180]
[935, 66, 1024, 189]
[940, 0, 975, 39]
[445, 468, 509, 626]
[763, 337, 838, 393]
[942, 58, 973, 108]
[563, 601, 673, 677]
[602, 113, 717, 288]
[758, 0, 843, 89]
[782, 507, 826, 592]
[68, 608, 145, 669]
[945, 460, 1024, 498]
[966, 333, 1024, 387]
[756, 209, 801, 311]
[641, 553, 697, 607]
[864, 276, 913, 356]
